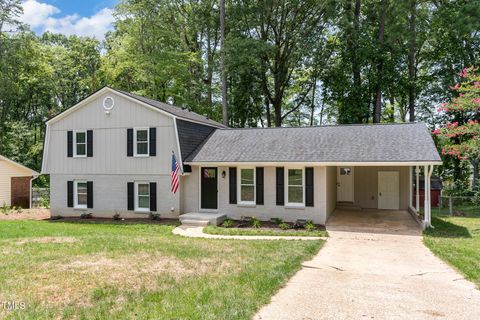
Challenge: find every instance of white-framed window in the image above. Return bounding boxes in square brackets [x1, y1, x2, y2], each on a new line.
[74, 180, 88, 209]
[74, 130, 87, 157]
[135, 181, 150, 212]
[134, 128, 149, 157]
[286, 168, 304, 206]
[238, 167, 255, 204]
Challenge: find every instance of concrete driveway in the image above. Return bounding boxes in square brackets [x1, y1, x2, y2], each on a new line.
[254, 210, 480, 320]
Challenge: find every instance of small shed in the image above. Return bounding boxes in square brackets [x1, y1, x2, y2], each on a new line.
[0, 155, 39, 208]
[412, 176, 442, 208]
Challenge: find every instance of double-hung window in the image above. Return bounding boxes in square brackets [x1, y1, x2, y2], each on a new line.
[74, 131, 87, 157]
[134, 128, 149, 157]
[74, 180, 88, 209]
[239, 168, 255, 204]
[286, 168, 304, 206]
[135, 182, 150, 212]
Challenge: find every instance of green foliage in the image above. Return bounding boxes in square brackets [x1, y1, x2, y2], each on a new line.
[271, 218, 283, 225]
[473, 191, 480, 208]
[251, 217, 261, 228]
[305, 220, 316, 232]
[222, 218, 234, 228]
[0, 204, 11, 215]
[278, 222, 291, 230]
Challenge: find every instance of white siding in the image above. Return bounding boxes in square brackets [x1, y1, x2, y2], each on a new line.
[182, 166, 329, 225]
[45, 91, 179, 175]
[0, 160, 33, 207]
[50, 174, 180, 218]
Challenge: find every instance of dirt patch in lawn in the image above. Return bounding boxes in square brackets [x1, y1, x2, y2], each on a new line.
[20, 252, 234, 307]
[0, 208, 50, 221]
[15, 236, 78, 245]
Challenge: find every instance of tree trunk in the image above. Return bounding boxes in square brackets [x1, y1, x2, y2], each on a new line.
[219, 0, 228, 126]
[408, 0, 417, 122]
[373, 0, 387, 123]
[472, 158, 479, 190]
[352, 0, 362, 122]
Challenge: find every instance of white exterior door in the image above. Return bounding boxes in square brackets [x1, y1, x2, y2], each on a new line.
[378, 171, 400, 210]
[337, 167, 354, 202]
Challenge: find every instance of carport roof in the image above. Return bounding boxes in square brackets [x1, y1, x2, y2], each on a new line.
[185, 122, 442, 164]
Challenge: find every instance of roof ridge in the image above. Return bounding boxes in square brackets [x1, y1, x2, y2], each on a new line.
[219, 122, 423, 131]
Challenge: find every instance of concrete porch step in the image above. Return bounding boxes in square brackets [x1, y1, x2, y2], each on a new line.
[179, 212, 227, 226]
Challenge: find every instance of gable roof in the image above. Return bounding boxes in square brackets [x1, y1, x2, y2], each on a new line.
[185, 122, 442, 164]
[112, 89, 226, 128]
[0, 155, 39, 176]
[47, 87, 226, 128]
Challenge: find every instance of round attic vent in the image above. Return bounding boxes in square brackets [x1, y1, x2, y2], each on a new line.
[103, 96, 115, 112]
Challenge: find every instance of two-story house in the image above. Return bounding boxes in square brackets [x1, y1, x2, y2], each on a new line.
[42, 87, 441, 228]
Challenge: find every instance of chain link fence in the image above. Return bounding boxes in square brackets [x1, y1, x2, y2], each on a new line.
[437, 195, 479, 217]
[32, 188, 49, 208]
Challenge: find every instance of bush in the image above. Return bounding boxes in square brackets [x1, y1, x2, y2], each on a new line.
[251, 217, 261, 228]
[149, 213, 160, 220]
[38, 197, 50, 209]
[474, 190, 480, 207]
[222, 218, 234, 228]
[271, 218, 283, 225]
[80, 213, 92, 219]
[1, 204, 11, 215]
[278, 222, 290, 230]
[305, 220, 316, 232]
[113, 213, 121, 220]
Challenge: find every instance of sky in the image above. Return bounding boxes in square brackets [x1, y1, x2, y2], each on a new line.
[18, 0, 118, 40]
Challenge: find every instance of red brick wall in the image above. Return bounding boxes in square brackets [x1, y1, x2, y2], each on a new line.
[11, 176, 31, 208]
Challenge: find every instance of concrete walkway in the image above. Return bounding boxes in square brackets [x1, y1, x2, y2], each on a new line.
[172, 226, 325, 241]
[254, 210, 480, 320]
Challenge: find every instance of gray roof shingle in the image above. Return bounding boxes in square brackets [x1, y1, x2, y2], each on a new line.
[186, 123, 441, 163]
[114, 89, 226, 128]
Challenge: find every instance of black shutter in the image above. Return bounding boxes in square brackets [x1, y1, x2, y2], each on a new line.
[149, 127, 156, 156]
[305, 167, 314, 207]
[127, 128, 133, 157]
[256, 167, 264, 205]
[150, 182, 157, 211]
[87, 181, 93, 208]
[229, 167, 237, 204]
[87, 130, 93, 157]
[276, 167, 284, 206]
[67, 181, 73, 207]
[127, 182, 134, 210]
[67, 131, 73, 157]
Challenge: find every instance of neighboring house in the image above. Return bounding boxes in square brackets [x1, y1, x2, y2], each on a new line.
[41, 87, 442, 227]
[0, 155, 39, 208]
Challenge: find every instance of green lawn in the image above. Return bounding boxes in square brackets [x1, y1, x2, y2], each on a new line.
[204, 226, 328, 237]
[0, 220, 322, 319]
[424, 209, 480, 288]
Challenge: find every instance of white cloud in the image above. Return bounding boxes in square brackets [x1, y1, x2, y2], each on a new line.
[19, 1, 114, 40]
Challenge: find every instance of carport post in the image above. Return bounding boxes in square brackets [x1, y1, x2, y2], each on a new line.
[415, 166, 420, 211]
[424, 165, 430, 228]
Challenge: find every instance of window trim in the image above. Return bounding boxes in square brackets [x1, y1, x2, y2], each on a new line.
[285, 167, 305, 207]
[74, 180, 88, 209]
[134, 181, 150, 212]
[73, 130, 87, 158]
[134, 127, 150, 157]
[237, 167, 256, 205]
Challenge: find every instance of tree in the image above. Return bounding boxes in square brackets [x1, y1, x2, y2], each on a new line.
[433, 67, 480, 189]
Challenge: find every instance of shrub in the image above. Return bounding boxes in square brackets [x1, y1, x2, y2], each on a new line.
[222, 218, 234, 228]
[278, 222, 290, 230]
[271, 218, 283, 225]
[51, 215, 63, 220]
[80, 213, 92, 219]
[39, 197, 50, 209]
[473, 190, 480, 207]
[149, 213, 160, 220]
[1, 204, 11, 215]
[15, 206, 23, 214]
[251, 217, 261, 228]
[113, 213, 121, 221]
[305, 220, 316, 232]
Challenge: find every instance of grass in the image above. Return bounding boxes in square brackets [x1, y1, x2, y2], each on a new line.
[204, 226, 328, 237]
[0, 220, 323, 319]
[424, 207, 480, 288]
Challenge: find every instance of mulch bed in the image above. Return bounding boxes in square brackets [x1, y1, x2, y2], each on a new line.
[225, 219, 326, 231]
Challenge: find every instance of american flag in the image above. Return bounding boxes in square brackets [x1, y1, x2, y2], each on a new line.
[171, 153, 180, 194]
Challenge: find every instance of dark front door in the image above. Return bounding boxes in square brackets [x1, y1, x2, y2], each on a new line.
[201, 167, 218, 209]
